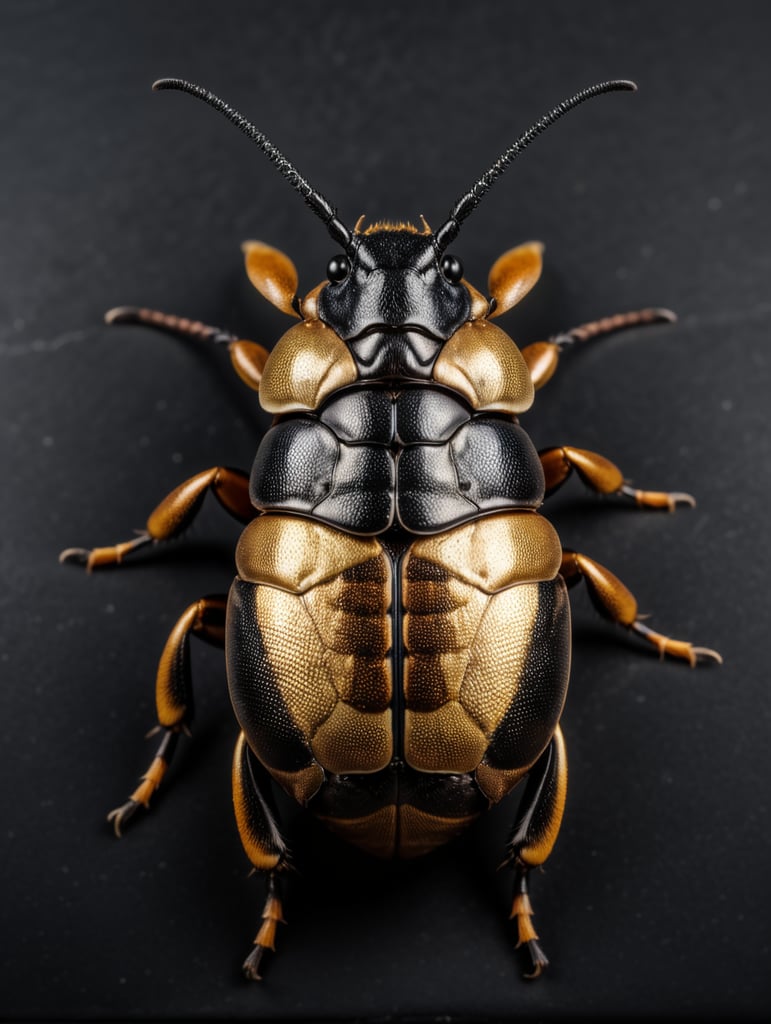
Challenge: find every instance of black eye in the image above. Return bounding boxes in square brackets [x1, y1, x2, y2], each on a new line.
[327, 254, 350, 283]
[441, 254, 464, 283]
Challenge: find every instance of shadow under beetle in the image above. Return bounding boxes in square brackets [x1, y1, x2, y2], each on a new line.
[61, 78, 721, 980]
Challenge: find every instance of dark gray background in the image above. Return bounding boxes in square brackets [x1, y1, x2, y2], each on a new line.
[1, 1, 769, 1020]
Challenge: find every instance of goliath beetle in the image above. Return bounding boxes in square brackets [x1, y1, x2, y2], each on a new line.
[61, 77, 721, 981]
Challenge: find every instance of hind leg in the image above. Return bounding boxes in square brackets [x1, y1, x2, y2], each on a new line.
[501, 726, 568, 979]
[107, 595, 228, 835]
[232, 732, 290, 981]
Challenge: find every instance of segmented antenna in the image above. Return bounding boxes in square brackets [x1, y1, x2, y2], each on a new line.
[434, 80, 637, 251]
[152, 78, 353, 250]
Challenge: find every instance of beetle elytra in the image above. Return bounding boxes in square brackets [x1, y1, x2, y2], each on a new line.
[61, 78, 720, 981]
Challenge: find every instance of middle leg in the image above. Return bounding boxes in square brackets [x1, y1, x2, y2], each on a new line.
[560, 550, 721, 665]
[60, 465, 255, 571]
[540, 445, 695, 511]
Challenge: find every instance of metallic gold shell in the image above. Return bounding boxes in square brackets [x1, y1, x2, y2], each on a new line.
[402, 513, 563, 773]
[432, 319, 534, 414]
[258, 320, 358, 413]
[236, 515, 393, 776]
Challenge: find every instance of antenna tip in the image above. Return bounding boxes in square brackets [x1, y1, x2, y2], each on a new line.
[618, 79, 638, 92]
[152, 78, 172, 92]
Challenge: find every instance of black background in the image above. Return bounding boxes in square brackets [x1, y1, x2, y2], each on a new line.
[1, 2, 769, 1021]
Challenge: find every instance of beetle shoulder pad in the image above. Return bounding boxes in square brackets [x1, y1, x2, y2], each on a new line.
[432, 319, 534, 414]
[259, 320, 358, 413]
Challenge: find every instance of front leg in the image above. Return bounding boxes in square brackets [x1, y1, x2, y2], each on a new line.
[521, 308, 676, 390]
[105, 306, 270, 392]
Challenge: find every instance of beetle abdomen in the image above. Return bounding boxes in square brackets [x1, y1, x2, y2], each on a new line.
[227, 510, 569, 858]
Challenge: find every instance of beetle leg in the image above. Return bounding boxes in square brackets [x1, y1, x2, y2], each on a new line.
[560, 550, 722, 665]
[59, 466, 254, 571]
[232, 732, 290, 981]
[540, 446, 695, 511]
[104, 306, 269, 393]
[521, 308, 676, 391]
[501, 726, 568, 979]
[107, 595, 227, 835]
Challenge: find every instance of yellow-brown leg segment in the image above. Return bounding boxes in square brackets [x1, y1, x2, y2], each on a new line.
[232, 732, 290, 981]
[501, 726, 568, 979]
[560, 550, 722, 665]
[540, 446, 695, 511]
[104, 306, 269, 393]
[107, 595, 228, 835]
[60, 466, 254, 571]
[521, 308, 676, 391]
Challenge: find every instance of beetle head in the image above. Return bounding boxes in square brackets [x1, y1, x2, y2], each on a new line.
[153, 77, 636, 338]
[317, 222, 471, 341]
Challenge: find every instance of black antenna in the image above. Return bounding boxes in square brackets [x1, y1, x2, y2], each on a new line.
[152, 78, 353, 251]
[434, 79, 637, 252]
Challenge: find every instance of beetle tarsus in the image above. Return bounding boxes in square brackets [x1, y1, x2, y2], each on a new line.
[630, 621, 723, 666]
[106, 730, 179, 836]
[58, 547, 90, 567]
[619, 484, 696, 511]
[106, 798, 141, 838]
[241, 881, 286, 982]
[59, 532, 153, 572]
[510, 876, 550, 980]
[242, 945, 267, 982]
[522, 938, 549, 979]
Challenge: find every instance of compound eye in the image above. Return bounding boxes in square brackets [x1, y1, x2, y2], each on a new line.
[326, 254, 350, 283]
[441, 254, 464, 284]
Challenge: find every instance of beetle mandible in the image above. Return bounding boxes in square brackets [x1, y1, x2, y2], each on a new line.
[61, 77, 721, 981]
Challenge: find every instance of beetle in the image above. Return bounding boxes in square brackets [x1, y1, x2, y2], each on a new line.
[61, 77, 721, 981]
